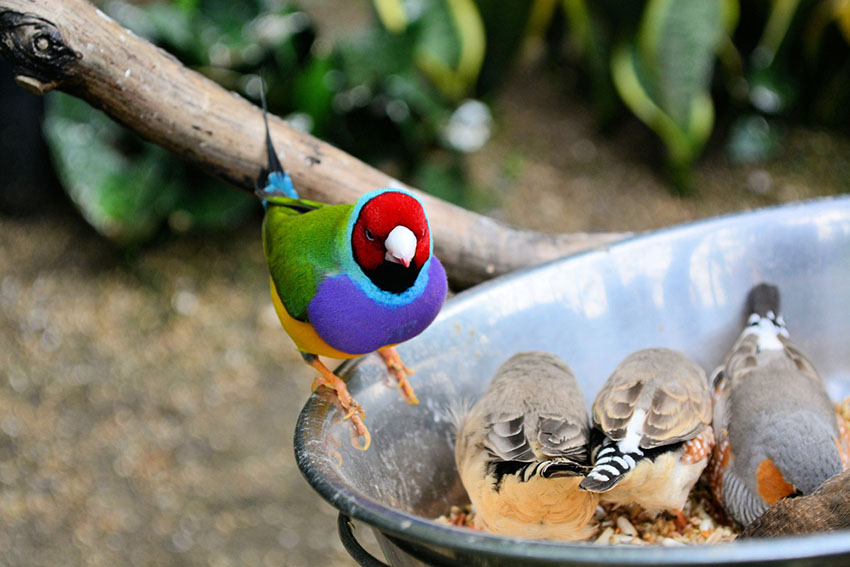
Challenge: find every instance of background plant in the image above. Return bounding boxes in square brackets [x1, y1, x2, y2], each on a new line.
[44, 0, 531, 244]
[549, 0, 850, 192]
[41, 0, 850, 244]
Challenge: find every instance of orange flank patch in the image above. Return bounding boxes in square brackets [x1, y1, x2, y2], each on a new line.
[755, 458, 795, 505]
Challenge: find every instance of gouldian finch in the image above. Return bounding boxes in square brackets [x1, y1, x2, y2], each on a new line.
[738, 468, 850, 538]
[453, 351, 599, 540]
[580, 348, 714, 519]
[708, 283, 849, 527]
[256, 89, 447, 450]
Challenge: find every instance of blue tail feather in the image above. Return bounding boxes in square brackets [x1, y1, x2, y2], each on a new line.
[256, 79, 298, 207]
[264, 171, 297, 200]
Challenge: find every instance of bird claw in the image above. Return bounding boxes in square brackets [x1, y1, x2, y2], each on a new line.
[379, 347, 419, 405]
[307, 358, 371, 450]
[311, 375, 354, 409]
[348, 414, 371, 451]
[341, 400, 365, 422]
[398, 379, 419, 405]
[327, 394, 370, 451]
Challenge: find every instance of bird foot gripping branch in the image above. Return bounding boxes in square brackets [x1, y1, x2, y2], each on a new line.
[256, 85, 447, 451]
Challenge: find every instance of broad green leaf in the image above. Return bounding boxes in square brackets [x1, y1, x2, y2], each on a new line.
[43, 93, 254, 245]
[414, 0, 486, 100]
[612, 41, 714, 190]
[638, 0, 722, 127]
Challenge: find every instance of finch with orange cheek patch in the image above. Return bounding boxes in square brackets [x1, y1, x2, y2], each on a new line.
[708, 283, 848, 527]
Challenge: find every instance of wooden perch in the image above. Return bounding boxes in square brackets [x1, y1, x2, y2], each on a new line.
[0, 0, 628, 288]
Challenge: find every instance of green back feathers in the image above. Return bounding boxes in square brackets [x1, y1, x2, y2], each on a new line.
[262, 199, 354, 321]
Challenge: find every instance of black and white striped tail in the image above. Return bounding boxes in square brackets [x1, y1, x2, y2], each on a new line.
[579, 439, 642, 492]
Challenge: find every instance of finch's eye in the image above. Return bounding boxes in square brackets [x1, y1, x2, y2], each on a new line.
[365, 229, 375, 241]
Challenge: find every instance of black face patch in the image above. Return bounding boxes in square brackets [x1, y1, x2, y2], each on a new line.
[362, 260, 422, 294]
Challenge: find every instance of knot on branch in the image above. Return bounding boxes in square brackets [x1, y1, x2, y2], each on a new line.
[0, 11, 80, 86]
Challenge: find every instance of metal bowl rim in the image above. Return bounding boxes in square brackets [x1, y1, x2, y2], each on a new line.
[294, 195, 850, 564]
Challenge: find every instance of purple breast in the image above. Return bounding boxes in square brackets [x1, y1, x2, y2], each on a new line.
[307, 259, 447, 355]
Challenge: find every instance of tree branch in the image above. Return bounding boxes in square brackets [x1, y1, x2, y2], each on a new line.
[0, 0, 628, 288]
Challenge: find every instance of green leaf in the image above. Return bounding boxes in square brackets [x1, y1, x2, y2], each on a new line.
[610, 0, 722, 190]
[43, 93, 254, 245]
[414, 0, 486, 100]
[638, 0, 722, 127]
[611, 42, 714, 191]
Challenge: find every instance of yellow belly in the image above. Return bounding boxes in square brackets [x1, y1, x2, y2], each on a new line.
[269, 278, 358, 359]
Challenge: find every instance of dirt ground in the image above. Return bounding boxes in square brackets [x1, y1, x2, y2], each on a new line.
[2, 7, 849, 567]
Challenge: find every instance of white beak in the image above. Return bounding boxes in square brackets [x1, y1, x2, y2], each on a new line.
[384, 225, 417, 268]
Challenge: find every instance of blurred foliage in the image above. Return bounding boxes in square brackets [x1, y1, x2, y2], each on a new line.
[44, 0, 530, 244]
[549, 0, 850, 192]
[42, 0, 850, 236]
[44, 93, 256, 243]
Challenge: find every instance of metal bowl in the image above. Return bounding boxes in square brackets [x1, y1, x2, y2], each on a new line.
[295, 196, 850, 567]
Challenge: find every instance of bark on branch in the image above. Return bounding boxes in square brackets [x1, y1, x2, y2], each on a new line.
[0, 0, 628, 288]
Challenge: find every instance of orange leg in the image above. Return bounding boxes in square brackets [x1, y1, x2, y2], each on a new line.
[378, 346, 418, 405]
[304, 353, 371, 450]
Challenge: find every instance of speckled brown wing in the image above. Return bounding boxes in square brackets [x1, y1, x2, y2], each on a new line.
[592, 348, 711, 450]
[454, 352, 600, 540]
[641, 365, 713, 448]
[484, 351, 589, 463]
[591, 373, 642, 441]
